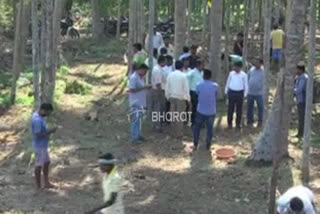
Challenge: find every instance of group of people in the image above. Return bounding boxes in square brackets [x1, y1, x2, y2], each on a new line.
[28, 25, 310, 214]
[129, 41, 267, 150]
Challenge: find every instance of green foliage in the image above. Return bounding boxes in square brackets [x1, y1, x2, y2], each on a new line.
[0, 0, 13, 30]
[0, 71, 12, 88]
[58, 65, 70, 76]
[0, 92, 10, 108]
[64, 80, 91, 95]
[16, 93, 34, 106]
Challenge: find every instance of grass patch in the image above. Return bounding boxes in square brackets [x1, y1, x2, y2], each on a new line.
[0, 91, 10, 108]
[64, 80, 91, 95]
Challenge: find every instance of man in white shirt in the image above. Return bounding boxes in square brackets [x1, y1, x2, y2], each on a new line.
[85, 153, 125, 214]
[166, 60, 190, 138]
[158, 36, 174, 57]
[151, 55, 167, 131]
[163, 55, 174, 122]
[277, 186, 316, 214]
[145, 27, 164, 52]
[225, 61, 248, 129]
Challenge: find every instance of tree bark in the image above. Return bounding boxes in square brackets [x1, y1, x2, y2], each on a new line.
[127, 0, 145, 74]
[174, 0, 187, 59]
[302, 0, 316, 186]
[91, 0, 104, 38]
[10, 0, 29, 104]
[250, 0, 307, 162]
[116, 0, 122, 40]
[201, 0, 207, 45]
[53, 0, 65, 68]
[148, 0, 155, 84]
[263, 0, 272, 124]
[224, 0, 230, 90]
[242, 0, 250, 70]
[41, 0, 55, 103]
[210, 0, 223, 98]
[32, 0, 41, 109]
[186, 0, 192, 46]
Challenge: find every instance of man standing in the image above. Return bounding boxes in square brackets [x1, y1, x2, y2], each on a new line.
[159, 36, 174, 57]
[271, 24, 285, 64]
[188, 45, 200, 69]
[31, 103, 56, 189]
[294, 65, 308, 138]
[151, 55, 167, 131]
[179, 46, 191, 61]
[193, 69, 218, 151]
[145, 26, 164, 52]
[225, 61, 248, 129]
[128, 64, 151, 144]
[144, 48, 158, 70]
[85, 153, 125, 214]
[233, 32, 244, 56]
[187, 60, 204, 125]
[247, 58, 265, 127]
[277, 186, 316, 214]
[166, 61, 190, 138]
[133, 43, 147, 67]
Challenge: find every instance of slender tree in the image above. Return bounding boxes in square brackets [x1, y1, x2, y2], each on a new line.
[174, 0, 187, 59]
[242, 0, 250, 70]
[201, 0, 207, 45]
[10, 0, 30, 104]
[186, 0, 192, 46]
[116, 0, 122, 40]
[41, 0, 55, 103]
[147, 0, 155, 84]
[250, 0, 307, 162]
[224, 0, 231, 82]
[127, 0, 145, 74]
[302, 0, 316, 185]
[209, 0, 223, 98]
[32, 0, 41, 109]
[91, 0, 104, 38]
[263, 0, 272, 123]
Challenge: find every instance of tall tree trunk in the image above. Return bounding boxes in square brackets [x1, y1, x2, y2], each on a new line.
[41, 0, 55, 103]
[127, 0, 145, 74]
[10, 0, 29, 104]
[302, 0, 316, 186]
[263, 0, 272, 123]
[53, 0, 65, 69]
[148, 0, 155, 84]
[201, 0, 207, 45]
[174, 0, 187, 59]
[250, 0, 307, 162]
[210, 0, 223, 98]
[116, 0, 122, 40]
[224, 0, 231, 88]
[91, 0, 104, 38]
[242, 0, 250, 70]
[273, 0, 281, 25]
[258, 0, 263, 31]
[32, 0, 41, 109]
[186, 0, 192, 46]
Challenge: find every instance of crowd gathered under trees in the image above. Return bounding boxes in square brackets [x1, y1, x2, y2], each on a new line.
[19, 0, 318, 213]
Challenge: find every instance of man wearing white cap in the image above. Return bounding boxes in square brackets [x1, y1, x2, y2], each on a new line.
[85, 153, 125, 214]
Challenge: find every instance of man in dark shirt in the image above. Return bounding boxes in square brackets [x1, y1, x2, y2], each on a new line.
[294, 65, 308, 138]
[188, 45, 200, 69]
[233, 32, 244, 56]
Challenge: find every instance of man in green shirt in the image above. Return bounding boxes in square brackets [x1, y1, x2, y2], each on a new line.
[133, 43, 147, 66]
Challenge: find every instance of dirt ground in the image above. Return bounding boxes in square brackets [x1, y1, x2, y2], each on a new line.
[1, 39, 320, 214]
